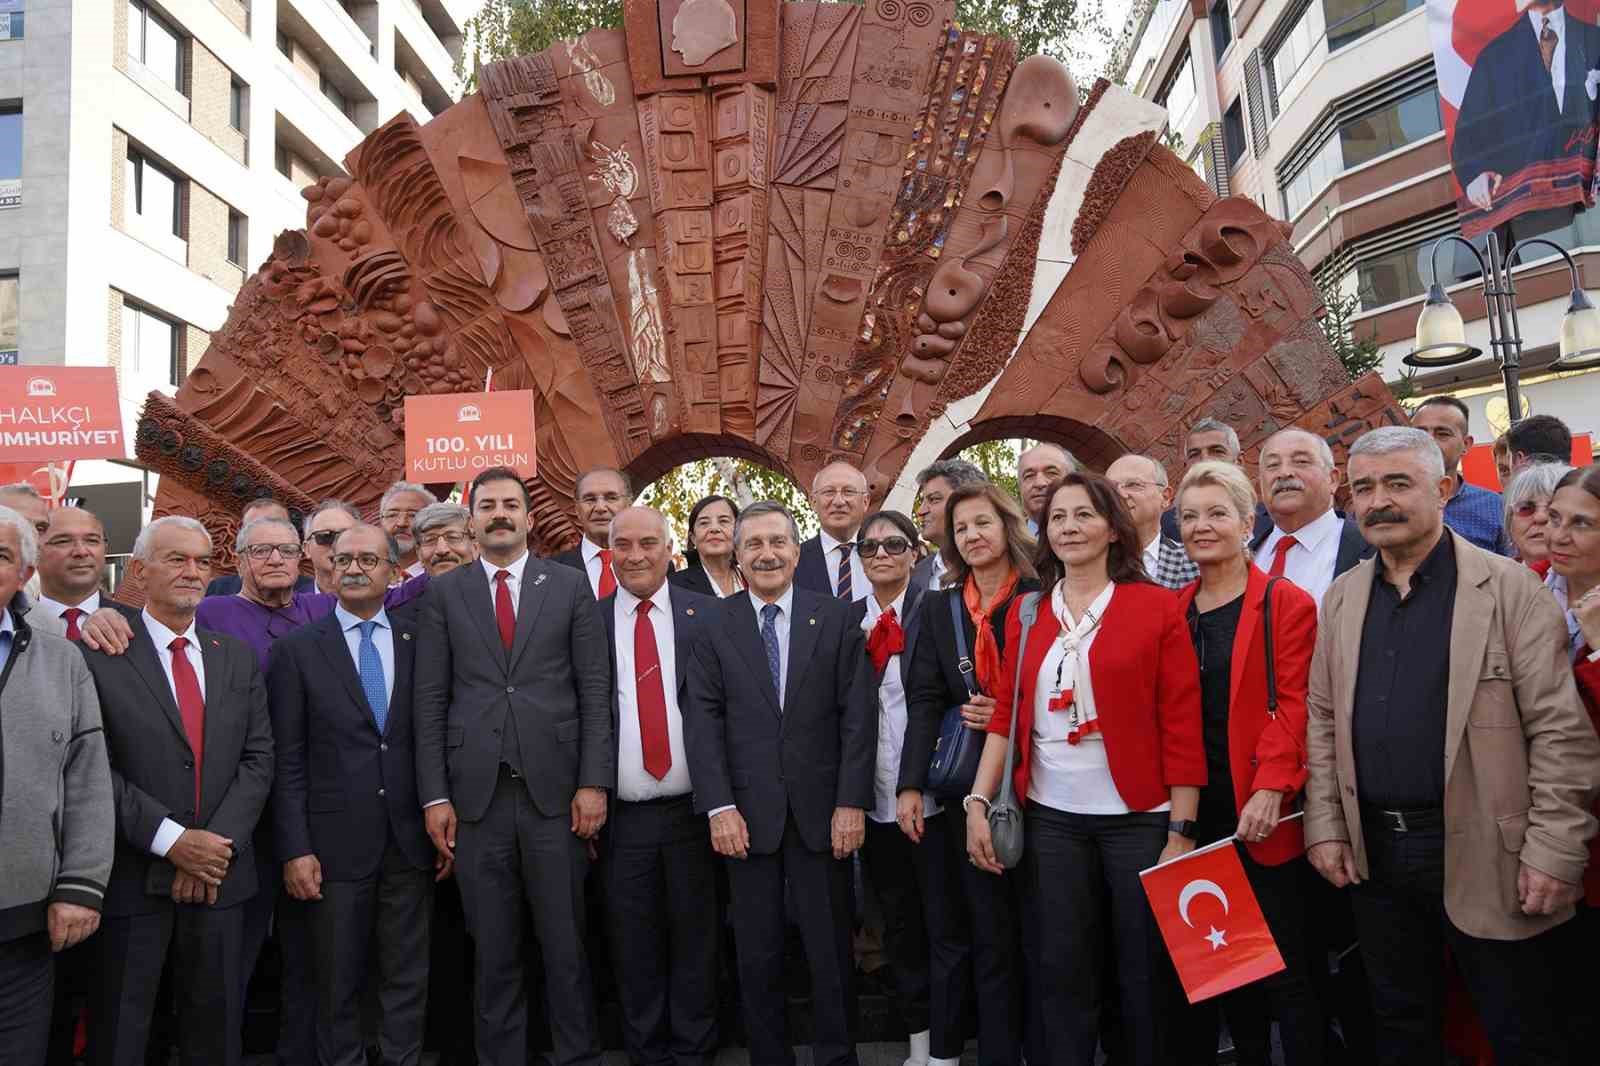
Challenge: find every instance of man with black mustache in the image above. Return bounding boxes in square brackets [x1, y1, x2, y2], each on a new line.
[1305, 426, 1600, 1063]
[1252, 428, 1372, 609]
[414, 466, 612, 1066]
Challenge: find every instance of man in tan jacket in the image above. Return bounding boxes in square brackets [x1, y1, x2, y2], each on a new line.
[1305, 426, 1600, 1066]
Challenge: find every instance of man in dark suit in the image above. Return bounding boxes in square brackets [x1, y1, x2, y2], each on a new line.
[1452, 1, 1600, 215]
[550, 467, 633, 598]
[267, 523, 437, 1066]
[79, 516, 274, 1066]
[598, 505, 719, 1066]
[1160, 417, 1275, 544]
[414, 465, 613, 1066]
[1252, 428, 1373, 609]
[684, 500, 875, 1066]
[796, 461, 871, 601]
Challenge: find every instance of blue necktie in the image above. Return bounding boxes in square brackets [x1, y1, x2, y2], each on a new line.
[357, 620, 389, 735]
[760, 603, 782, 708]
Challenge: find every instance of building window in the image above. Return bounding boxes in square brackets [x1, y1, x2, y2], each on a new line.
[1222, 98, 1247, 171]
[274, 143, 290, 178]
[0, 108, 19, 210]
[1326, 0, 1424, 52]
[0, 274, 17, 363]
[1268, 1, 1324, 111]
[1356, 241, 1429, 311]
[1158, 53, 1198, 128]
[0, 7, 23, 40]
[229, 79, 245, 132]
[126, 1, 183, 93]
[1211, 0, 1234, 62]
[276, 27, 292, 57]
[320, 75, 349, 117]
[227, 210, 246, 266]
[125, 148, 182, 238]
[1339, 86, 1441, 169]
[121, 301, 180, 386]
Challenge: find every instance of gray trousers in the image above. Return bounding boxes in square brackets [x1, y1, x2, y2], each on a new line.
[309, 839, 434, 1066]
[455, 768, 600, 1066]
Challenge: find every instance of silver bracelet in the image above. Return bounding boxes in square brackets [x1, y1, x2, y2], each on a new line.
[962, 793, 992, 815]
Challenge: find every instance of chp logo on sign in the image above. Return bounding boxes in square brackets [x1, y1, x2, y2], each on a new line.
[0, 366, 125, 461]
[404, 389, 537, 481]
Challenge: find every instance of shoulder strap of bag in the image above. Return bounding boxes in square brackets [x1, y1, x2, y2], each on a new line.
[950, 591, 979, 697]
[995, 592, 1042, 807]
[1263, 576, 1280, 716]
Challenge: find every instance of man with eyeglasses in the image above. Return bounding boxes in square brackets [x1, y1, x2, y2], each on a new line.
[380, 482, 440, 580]
[551, 468, 634, 598]
[1107, 453, 1198, 590]
[414, 502, 478, 577]
[303, 500, 363, 594]
[24, 506, 111, 638]
[797, 461, 871, 601]
[205, 499, 317, 597]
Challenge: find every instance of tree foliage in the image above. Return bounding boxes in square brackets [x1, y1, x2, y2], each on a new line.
[1317, 274, 1383, 382]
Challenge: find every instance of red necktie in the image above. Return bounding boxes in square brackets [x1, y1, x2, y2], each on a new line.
[598, 549, 617, 599]
[62, 608, 83, 641]
[866, 606, 905, 673]
[168, 637, 205, 812]
[1268, 534, 1299, 578]
[494, 570, 516, 651]
[634, 600, 671, 780]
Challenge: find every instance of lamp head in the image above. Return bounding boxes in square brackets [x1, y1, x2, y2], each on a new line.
[1552, 286, 1600, 371]
[1404, 283, 1482, 368]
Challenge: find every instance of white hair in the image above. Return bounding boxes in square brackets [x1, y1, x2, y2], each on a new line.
[1504, 461, 1574, 526]
[302, 498, 362, 537]
[1348, 426, 1446, 482]
[413, 501, 471, 537]
[0, 504, 38, 569]
[132, 516, 211, 561]
[0, 482, 44, 503]
[380, 481, 437, 513]
[609, 505, 673, 545]
[1263, 427, 1336, 471]
[235, 516, 300, 552]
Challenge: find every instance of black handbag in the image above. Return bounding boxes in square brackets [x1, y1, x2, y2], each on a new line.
[925, 592, 986, 798]
[1264, 576, 1281, 716]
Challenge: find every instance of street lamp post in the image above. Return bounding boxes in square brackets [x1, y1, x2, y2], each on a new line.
[1406, 231, 1600, 424]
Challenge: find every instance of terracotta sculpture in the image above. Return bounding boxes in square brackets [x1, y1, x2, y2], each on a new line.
[135, 0, 1404, 571]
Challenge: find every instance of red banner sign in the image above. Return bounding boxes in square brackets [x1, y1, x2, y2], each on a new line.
[404, 390, 537, 482]
[1141, 837, 1285, 1004]
[0, 460, 73, 504]
[0, 367, 124, 461]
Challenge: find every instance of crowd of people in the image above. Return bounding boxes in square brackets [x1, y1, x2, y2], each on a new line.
[1, 397, 1599, 1066]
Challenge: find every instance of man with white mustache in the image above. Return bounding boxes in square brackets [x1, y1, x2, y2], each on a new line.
[1252, 428, 1373, 609]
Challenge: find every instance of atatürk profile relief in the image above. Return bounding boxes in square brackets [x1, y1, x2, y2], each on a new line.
[670, 0, 738, 66]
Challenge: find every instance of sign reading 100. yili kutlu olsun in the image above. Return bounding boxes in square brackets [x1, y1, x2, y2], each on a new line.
[403, 390, 537, 482]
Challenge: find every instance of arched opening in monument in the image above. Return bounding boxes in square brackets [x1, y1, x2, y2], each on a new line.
[943, 415, 1127, 473]
[626, 433, 795, 491]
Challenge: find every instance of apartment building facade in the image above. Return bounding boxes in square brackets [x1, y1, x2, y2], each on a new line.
[1115, 0, 1600, 458]
[0, 0, 473, 551]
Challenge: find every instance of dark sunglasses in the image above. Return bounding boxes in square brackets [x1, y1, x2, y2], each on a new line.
[1513, 501, 1547, 518]
[308, 530, 341, 546]
[857, 536, 912, 558]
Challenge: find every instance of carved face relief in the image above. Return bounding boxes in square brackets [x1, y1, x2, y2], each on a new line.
[671, 0, 739, 66]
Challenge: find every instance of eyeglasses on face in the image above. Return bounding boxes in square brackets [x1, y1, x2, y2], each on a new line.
[308, 529, 342, 547]
[857, 536, 912, 558]
[1513, 501, 1549, 519]
[242, 543, 302, 561]
[380, 509, 420, 522]
[816, 488, 865, 502]
[331, 552, 391, 572]
[419, 530, 471, 548]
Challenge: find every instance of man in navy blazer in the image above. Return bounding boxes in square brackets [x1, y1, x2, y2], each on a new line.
[597, 506, 720, 1066]
[684, 501, 876, 1066]
[796, 461, 871, 601]
[266, 524, 436, 1066]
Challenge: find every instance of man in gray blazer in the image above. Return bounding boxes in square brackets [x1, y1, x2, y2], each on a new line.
[414, 466, 614, 1066]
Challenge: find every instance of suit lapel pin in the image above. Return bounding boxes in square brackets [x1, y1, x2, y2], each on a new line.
[809, 617, 817, 626]
[401, 632, 412, 641]
[685, 607, 695, 616]
[534, 573, 547, 586]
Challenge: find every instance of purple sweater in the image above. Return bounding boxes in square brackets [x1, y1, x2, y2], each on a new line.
[195, 574, 429, 671]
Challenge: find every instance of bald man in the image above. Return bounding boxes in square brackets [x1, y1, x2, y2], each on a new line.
[796, 462, 871, 601]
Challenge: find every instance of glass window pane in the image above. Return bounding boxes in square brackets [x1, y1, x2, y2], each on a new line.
[0, 276, 18, 356]
[0, 111, 21, 181]
[134, 308, 175, 381]
[137, 157, 178, 234]
[126, 0, 142, 58]
[144, 10, 180, 89]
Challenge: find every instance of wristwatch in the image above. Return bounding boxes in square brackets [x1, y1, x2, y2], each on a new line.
[1168, 819, 1198, 840]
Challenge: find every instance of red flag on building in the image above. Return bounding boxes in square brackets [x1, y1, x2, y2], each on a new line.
[1140, 837, 1285, 1004]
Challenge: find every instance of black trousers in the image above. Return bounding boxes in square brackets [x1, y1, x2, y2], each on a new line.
[861, 811, 966, 1059]
[725, 814, 857, 1066]
[310, 839, 434, 1066]
[601, 795, 720, 1066]
[1020, 806, 1175, 1066]
[86, 901, 245, 1066]
[1351, 818, 1573, 1066]
[939, 804, 1024, 1066]
[242, 831, 317, 1066]
[424, 873, 474, 1062]
[455, 769, 599, 1066]
[0, 931, 52, 1065]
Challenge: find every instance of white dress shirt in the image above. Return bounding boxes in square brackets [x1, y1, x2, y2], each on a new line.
[709, 586, 796, 819]
[925, 551, 947, 590]
[1532, 8, 1567, 112]
[819, 529, 869, 602]
[143, 609, 207, 858]
[481, 550, 530, 617]
[580, 536, 613, 598]
[1547, 569, 1600, 663]
[1254, 507, 1343, 609]
[614, 583, 692, 800]
[862, 591, 939, 822]
[334, 604, 395, 703]
[1141, 534, 1162, 580]
[35, 589, 101, 624]
[1029, 584, 1131, 814]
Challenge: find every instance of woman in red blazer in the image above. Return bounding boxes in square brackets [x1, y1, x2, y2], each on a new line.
[964, 471, 1205, 1066]
[1172, 461, 1324, 1066]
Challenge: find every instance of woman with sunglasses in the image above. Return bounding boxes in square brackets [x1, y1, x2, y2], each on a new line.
[1504, 462, 1572, 575]
[851, 510, 962, 1066]
[965, 472, 1204, 1066]
[669, 494, 745, 598]
[1172, 462, 1323, 1066]
[904, 481, 1038, 1065]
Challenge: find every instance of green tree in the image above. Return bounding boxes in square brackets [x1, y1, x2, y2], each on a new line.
[1317, 273, 1383, 382]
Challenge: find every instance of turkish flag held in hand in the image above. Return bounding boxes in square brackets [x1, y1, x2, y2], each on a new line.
[1141, 837, 1286, 1004]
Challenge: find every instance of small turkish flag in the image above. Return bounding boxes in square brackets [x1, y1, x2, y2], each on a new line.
[1140, 838, 1285, 1004]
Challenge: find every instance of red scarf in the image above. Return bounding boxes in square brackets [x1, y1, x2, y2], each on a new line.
[963, 570, 1019, 694]
[866, 606, 905, 673]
